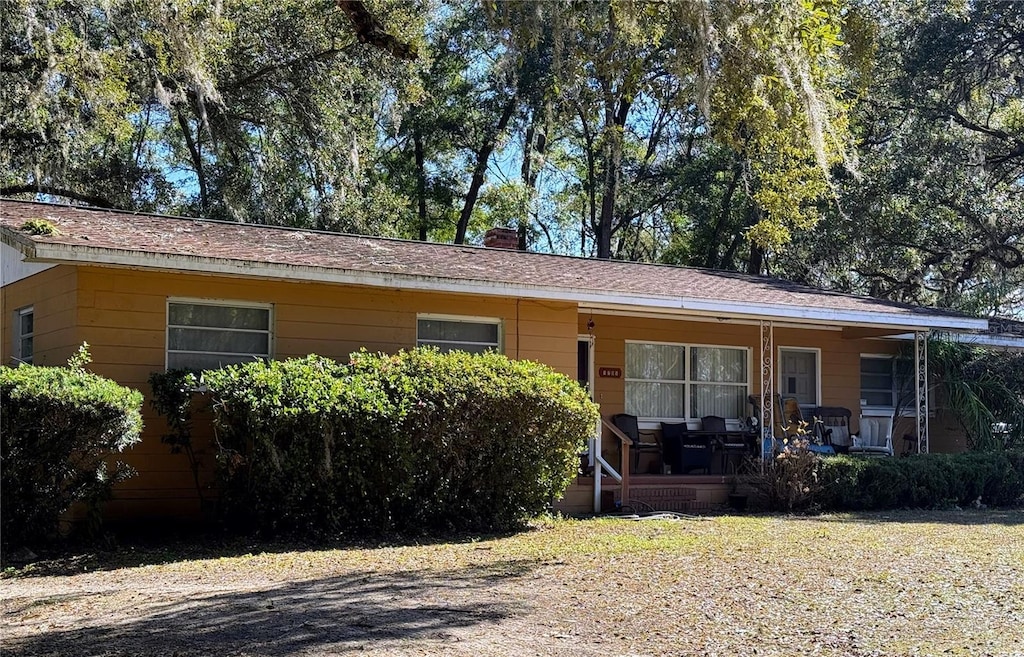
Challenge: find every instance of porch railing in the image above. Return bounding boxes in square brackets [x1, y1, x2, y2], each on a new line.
[592, 416, 632, 513]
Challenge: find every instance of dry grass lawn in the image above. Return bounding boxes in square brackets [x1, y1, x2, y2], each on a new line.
[3, 509, 1023, 656]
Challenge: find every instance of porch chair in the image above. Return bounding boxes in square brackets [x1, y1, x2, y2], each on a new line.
[701, 415, 743, 474]
[612, 413, 662, 474]
[776, 397, 836, 455]
[812, 406, 852, 454]
[661, 422, 712, 475]
[780, 397, 806, 438]
[849, 415, 894, 456]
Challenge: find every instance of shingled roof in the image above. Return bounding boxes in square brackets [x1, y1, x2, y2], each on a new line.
[0, 199, 988, 331]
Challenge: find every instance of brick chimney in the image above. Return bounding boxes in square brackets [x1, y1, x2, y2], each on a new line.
[483, 227, 520, 250]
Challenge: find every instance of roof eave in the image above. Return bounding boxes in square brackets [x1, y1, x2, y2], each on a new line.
[1, 230, 38, 256]
[24, 241, 989, 333]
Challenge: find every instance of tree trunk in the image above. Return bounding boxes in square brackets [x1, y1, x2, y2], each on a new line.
[704, 159, 742, 269]
[414, 129, 428, 241]
[176, 108, 209, 215]
[746, 206, 765, 275]
[595, 97, 632, 259]
[454, 95, 517, 244]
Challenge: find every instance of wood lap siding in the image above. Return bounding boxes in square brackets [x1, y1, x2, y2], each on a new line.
[1, 265, 79, 366]
[68, 266, 579, 520]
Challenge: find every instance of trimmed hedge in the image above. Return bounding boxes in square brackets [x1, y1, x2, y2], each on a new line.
[203, 349, 599, 536]
[817, 451, 1024, 511]
[1, 351, 143, 548]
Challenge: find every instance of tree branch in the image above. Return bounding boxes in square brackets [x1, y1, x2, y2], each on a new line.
[1, 184, 114, 208]
[336, 0, 418, 60]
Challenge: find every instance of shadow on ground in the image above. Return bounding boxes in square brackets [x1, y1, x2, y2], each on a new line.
[4, 561, 535, 656]
[6, 524, 536, 579]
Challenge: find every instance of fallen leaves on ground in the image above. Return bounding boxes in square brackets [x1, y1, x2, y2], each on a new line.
[2, 509, 1023, 656]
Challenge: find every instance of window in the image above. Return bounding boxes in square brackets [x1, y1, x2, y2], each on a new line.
[14, 306, 33, 364]
[417, 316, 500, 354]
[860, 356, 896, 408]
[779, 348, 819, 406]
[625, 342, 748, 420]
[167, 300, 271, 370]
[625, 343, 686, 418]
[691, 346, 749, 418]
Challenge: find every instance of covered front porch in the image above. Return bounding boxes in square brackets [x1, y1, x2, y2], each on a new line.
[558, 303, 968, 515]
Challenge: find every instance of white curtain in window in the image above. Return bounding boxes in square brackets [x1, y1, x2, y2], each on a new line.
[625, 343, 748, 419]
[691, 384, 746, 419]
[625, 343, 684, 380]
[626, 382, 686, 418]
[691, 347, 747, 383]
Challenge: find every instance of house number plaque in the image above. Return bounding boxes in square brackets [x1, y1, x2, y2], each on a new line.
[598, 367, 622, 378]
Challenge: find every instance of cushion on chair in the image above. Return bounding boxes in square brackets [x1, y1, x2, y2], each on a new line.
[850, 416, 894, 455]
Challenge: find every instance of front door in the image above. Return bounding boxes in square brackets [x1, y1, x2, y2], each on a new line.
[780, 348, 818, 407]
[577, 336, 594, 399]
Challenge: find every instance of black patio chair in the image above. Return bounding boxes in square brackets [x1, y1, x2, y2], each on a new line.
[612, 413, 661, 474]
[702, 415, 745, 474]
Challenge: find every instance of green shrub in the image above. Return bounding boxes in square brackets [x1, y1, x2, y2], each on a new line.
[202, 349, 598, 536]
[348, 349, 598, 532]
[203, 355, 394, 535]
[0, 346, 143, 548]
[818, 451, 1024, 510]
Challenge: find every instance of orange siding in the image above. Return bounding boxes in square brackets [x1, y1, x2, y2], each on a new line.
[72, 266, 579, 519]
[1, 265, 79, 366]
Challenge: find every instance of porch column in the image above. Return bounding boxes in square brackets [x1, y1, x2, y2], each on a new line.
[759, 319, 775, 464]
[915, 331, 930, 453]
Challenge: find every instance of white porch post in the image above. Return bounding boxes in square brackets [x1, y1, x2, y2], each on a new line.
[759, 319, 775, 465]
[915, 331, 930, 454]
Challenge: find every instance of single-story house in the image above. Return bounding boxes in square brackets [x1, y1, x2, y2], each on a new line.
[0, 200, 999, 517]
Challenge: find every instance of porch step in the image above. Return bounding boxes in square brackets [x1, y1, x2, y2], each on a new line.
[624, 486, 711, 513]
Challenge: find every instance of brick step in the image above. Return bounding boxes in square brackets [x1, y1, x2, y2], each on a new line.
[623, 486, 711, 513]
[628, 486, 698, 501]
[622, 497, 713, 513]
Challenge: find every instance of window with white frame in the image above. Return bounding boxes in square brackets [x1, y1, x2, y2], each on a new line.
[167, 300, 271, 371]
[860, 355, 896, 408]
[625, 342, 748, 420]
[14, 306, 33, 364]
[779, 347, 819, 407]
[416, 316, 500, 354]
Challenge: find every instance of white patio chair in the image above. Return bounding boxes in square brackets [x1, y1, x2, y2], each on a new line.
[849, 415, 894, 456]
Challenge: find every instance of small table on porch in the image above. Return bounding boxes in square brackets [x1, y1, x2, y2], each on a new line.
[684, 430, 757, 474]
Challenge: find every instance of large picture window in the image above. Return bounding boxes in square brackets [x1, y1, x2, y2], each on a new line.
[417, 316, 500, 354]
[167, 300, 272, 371]
[625, 342, 748, 420]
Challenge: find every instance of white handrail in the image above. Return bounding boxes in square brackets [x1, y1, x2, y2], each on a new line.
[591, 436, 623, 513]
[595, 452, 622, 483]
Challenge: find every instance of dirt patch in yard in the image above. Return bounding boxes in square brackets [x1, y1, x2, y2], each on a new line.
[3, 510, 1024, 656]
